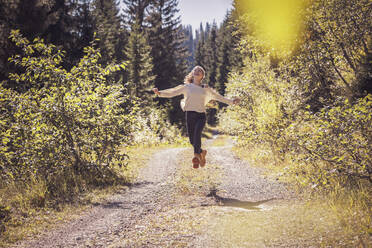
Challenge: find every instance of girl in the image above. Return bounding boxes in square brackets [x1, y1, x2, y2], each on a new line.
[153, 66, 239, 168]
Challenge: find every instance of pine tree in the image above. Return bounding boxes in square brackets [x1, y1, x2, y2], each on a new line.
[122, 0, 151, 29]
[92, 0, 123, 65]
[146, 0, 185, 89]
[216, 12, 232, 95]
[73, 0, 95, 64]
[0, 0, 91, 88]
[215, 11, 244, 95]
[124, 24, 155, 104]
[205, 22, 211, 39]
[146, 0, 188, 124]
[205, 21, 218, 88]
[182, 25, 194, 70]
[195, 22, 205, 68]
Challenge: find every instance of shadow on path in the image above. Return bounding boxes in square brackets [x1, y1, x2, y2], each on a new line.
[207, 189, 276, 211]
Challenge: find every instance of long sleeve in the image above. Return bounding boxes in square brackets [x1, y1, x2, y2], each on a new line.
[207, 88, 234, 105]
[158, 84, 186, 98]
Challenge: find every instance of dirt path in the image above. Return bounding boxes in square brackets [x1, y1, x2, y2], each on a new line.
[12, 138, 294, 248]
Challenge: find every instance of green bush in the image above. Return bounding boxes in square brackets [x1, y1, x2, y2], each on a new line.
[220, 0, 371, 191]
[0, 205, 11, 234]
[220, 56, 371, 189]
[0, 30, 136, 189]
[287, 95, 371, 188]
[219, 55, 297, 159]
[132, 107, 185, 145]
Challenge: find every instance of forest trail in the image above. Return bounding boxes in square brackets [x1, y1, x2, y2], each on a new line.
[12, 136, 294, 248]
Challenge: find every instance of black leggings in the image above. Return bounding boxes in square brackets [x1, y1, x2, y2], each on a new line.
[186, 111, 206, 154]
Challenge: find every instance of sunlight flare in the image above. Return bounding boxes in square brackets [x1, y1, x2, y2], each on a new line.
[236, 0, 308, 56]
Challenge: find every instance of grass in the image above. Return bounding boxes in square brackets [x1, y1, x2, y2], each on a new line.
[0, 144, 168, 247]
[115, 137, 371, 247]
[229, 143, 372, 247]
[206, 200, 353, 247]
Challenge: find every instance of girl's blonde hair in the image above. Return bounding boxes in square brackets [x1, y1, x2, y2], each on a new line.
[184, 65, 205, 84]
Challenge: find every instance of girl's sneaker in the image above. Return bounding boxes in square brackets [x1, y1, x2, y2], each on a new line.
[200, 149, 207, 167]
[192, 154, 200, 169]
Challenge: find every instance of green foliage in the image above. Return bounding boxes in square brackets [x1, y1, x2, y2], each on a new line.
[287, 0, 372, 104]
[0, 204, 11, 234]
[92, 0, 123, 65]
[147, 0, 186, 91]
[220, 0, 372, 190]
[124, 24, 155, 101]
[287, 95, 372, 187]
[0, 30, 135, 186]
[0, 0, 96, 86]
[132, 107, 185, 145]
[220, 54, 297, 153]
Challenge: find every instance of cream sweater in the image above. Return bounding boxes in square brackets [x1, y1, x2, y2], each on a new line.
[158, 83, 234, 113]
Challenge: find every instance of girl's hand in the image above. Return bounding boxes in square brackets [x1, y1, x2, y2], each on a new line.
[152, 88, 160, 95]
[233, 98, 240, 105]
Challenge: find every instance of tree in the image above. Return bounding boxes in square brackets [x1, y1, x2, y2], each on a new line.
[182, 25, 194, 70]
[0, 0, 94, 89]
[205, 21, 218, 88]
[195, 22, 205, 68]
[122, 0, 151, 29]
[92, 0, 123, 66]
[216, 11, 243, 95]
[124, 24, 155, 103]
[146, 0, 187, 124]
[1, 30, 135, 183]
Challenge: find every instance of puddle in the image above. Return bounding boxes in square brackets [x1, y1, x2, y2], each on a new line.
[220, 199, 265, 210]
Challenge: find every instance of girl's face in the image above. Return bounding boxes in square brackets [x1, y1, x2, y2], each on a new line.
[193, 67, 204, 82]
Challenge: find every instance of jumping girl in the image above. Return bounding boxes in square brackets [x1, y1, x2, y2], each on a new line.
[153, 65, 240, 168]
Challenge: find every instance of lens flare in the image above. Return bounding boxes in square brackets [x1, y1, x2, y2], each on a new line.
[236, 0, 307, 57]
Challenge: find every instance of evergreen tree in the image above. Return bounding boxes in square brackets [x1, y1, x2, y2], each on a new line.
[195, 23, 205, 68]
[0, 0, 95, 88]
[146, 0, 188, 124]
[216, 11, 243, 95]
[92, 0, 123, 65]
[182, 25, 194, 70]
[124, 24, 155, 103]
[73, 0, 95, 64]
[205, 22, 211, 39]
[205, 21, 218, 88]
[193, 29, 200, 57]
[122, 0, 151, 29]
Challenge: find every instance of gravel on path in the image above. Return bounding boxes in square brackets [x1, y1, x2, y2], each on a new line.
[12, 138, 294, 248]
[12, 148, 185, 248]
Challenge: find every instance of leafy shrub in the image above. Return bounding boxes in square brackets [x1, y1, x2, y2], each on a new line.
[219, 55, 297, 159]
[132, 107, 185, 145]
[0, 30, 136, 189]
[220, 56, 371, 189]
[287, 95, 371, 188]
[220, 0, 371, 191]
[0, 205, 11, 234]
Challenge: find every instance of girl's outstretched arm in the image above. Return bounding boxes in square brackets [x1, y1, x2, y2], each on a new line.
[152, 84, 186, 98]
[207, 88, 240, 105]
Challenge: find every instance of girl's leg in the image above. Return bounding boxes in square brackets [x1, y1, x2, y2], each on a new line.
[186, 111, 196, 147]
[193, 113, 206, 154]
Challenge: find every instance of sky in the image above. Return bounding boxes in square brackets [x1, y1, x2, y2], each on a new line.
[178, 0, 234, 32]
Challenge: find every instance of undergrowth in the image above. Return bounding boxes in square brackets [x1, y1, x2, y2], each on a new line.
[0, 144, 169, 247]
[231, 144, 371, 247]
